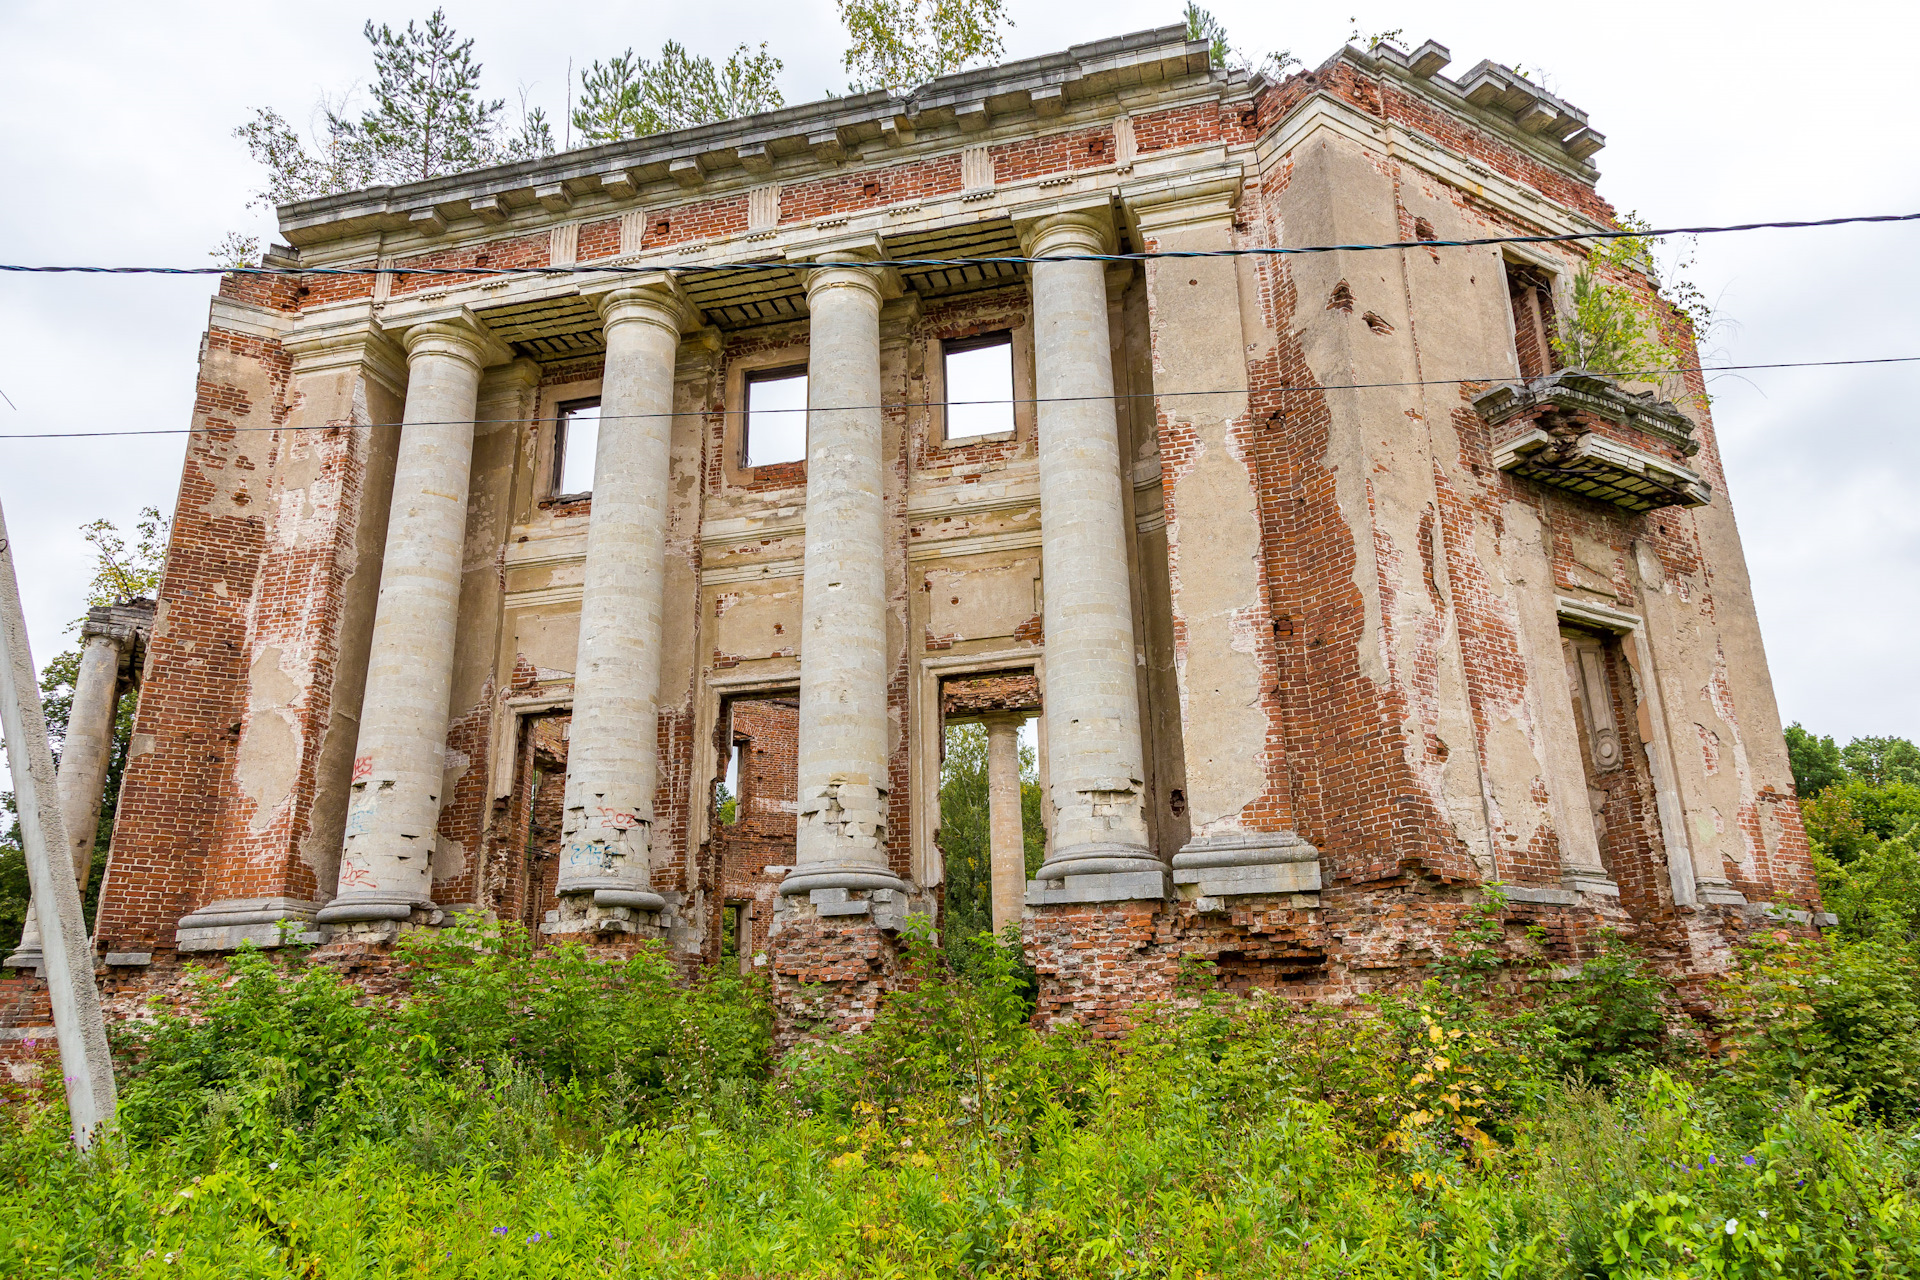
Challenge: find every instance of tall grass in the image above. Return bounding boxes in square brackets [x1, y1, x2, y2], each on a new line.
[4, 909, 1920, 1277]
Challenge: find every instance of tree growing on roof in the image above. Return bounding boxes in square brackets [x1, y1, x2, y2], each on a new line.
[233, 7, 552, 207]
[1184, 3, 1297, 79]
[571, 42, 785, 145]
[839, 0, 1012, 93]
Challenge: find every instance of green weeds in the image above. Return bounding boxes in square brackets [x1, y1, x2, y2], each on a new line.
[4, 909, 1920, 1277]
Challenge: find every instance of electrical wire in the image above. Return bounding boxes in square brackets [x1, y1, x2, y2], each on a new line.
[0, 356, 1911, 441]
[1, 213, 1916, 280]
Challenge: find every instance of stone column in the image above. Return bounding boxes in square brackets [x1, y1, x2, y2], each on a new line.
[1019, 208, 1162, 903]
[318, 308, 508, 931]
[552, 279, 695, 928]
[779, 260, 908, 905]
[985, 715, 1026, 933]
[5, 609, 140, 969]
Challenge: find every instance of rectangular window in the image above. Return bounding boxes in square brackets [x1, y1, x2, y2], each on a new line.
[942, 332, 1015, 442]
[1505, 261, 1558, 380]
[745, 367, 808, 468]
[554, 399, 601, 496]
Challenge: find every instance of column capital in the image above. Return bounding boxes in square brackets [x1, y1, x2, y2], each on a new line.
[393, 305, 513, 372]
[282, 310, 408, 397]
[1119, 164, 1245, 237]
[79, 600, 153, 653]
[580, 273, 702, 336]
[1012, 199, 1117, 258]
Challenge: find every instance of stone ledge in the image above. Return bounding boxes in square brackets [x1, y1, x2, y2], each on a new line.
[176, 898, 322, 952]
[1172, 831, 1320, 900]
[1027, 868, 1169, 906]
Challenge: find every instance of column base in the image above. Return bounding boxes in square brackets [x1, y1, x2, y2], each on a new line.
[314, 892, 438, 927]
[777, 864, 910, 898]
[1171, 831, 1320, 901]
[1697, 878, 1749, 907]
[1027, 867, 1169, 907]
[176, 898, 324, 952]
[541, 888, 673, 938]
[773, 885, 927, 933]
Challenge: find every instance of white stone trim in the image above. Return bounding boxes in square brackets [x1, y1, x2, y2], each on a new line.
[912, 646, 1046, 888]
[1554, 595, 1697, 908]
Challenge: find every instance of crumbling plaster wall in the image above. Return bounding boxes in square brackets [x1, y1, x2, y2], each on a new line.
[94, 276, 298, 953]
[67, 33, 1816, 1017]
[1264, 132, 1498, 884]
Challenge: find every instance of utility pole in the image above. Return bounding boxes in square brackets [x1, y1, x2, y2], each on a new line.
[0, 496, 116, 1147]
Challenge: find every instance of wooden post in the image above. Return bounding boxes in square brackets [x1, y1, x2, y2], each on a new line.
[0, 495, 117, 1146]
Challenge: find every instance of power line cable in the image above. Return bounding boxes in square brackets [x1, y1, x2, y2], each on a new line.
[0, 356, 1911, 441]
[2, 213, 1916, 280]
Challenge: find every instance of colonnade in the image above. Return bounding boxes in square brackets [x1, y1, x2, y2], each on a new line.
[316, 207, 1158, 932]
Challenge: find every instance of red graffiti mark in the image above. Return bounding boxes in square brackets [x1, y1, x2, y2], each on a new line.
[597, 807, 642, 830]
[337, 861, 376, 888]
[352, 755, 373, 783]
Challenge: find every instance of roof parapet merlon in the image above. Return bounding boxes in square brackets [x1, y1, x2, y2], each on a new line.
[1347, 40, 1606, 171]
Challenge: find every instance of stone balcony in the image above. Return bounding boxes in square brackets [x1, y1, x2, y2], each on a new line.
[1474, 370, 1711, 513]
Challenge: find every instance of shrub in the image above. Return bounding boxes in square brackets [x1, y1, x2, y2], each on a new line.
[1712, 932, 1920, 1124]
[1538, 930, 1678, 1089]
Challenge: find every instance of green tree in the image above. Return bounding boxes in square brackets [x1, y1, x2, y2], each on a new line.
[0, 507, 169, 949]
[838, 0, 1011, 93]
[1787, 721, 1846, 797]
[572, 42, 784, 144]
[1184, 3, 1296, 77]
[235, 9, 551, 207]
[936, 721, 1042, 948]
[1841, 736, 1920, 790]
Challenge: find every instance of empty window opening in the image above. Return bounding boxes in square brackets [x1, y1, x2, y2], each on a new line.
[937, 696, 1042, 954]
[719, 901, 751, 973]
[717, 738, 743, 824]
[745, 367, 808, 468]
[1505, 260, 1559, 380]
[1560, 628, 1648, 880]
[554, 399, 601, 496]
[943, 332, 1015, 442]
[502, 711, 570, 935]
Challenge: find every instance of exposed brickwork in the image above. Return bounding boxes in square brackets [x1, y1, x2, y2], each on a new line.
[770, 913, 908, 1047]
[940, 672, 1041, 718]
[60, 33, 1816, 1048]
[578, 217, 622, 261]
[389, 232, 550, 297]
[93, 320, 291, 953]
[711, 697, 800, 967]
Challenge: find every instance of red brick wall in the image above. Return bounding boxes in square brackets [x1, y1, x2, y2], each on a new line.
[93, 309, 292, 952]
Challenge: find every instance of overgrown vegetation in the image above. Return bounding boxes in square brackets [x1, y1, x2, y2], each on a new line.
[1549, 213, 1721, 406]
[935, 721, 1045, 949]
[10, 847, 1920, 1277]
[233, 0, 1020, 224]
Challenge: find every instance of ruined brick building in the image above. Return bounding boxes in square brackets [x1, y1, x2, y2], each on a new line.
[5, 26, 1818, 1038]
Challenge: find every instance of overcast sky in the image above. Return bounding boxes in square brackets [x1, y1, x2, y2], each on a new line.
[1, 0, 1914, 745]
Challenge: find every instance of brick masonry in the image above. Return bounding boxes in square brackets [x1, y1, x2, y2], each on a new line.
[17, 29, 1816, 1044]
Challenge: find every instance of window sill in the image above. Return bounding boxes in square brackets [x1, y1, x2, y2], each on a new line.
[939, 430, 1017, 448]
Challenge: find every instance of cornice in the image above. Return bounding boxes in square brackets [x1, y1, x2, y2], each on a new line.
[1119, 157, 1245, 233]
[1255, 93, 1608, 243]
[278, 26, 1213, 251]
[1474, 371, 1699, 455]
